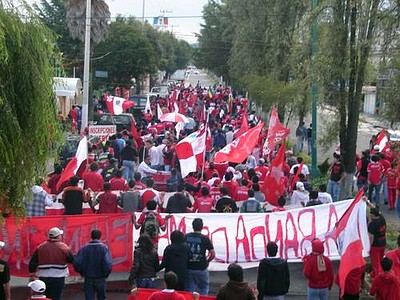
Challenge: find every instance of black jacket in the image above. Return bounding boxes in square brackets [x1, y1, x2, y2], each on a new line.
[257, 257, 290, 298]
[129, 246, 159, 282]
[216, 280, 255, 300]
[158, 243, 189, 290]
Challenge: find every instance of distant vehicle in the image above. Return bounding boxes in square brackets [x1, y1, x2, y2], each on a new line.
[128, 94, 157, 122]
[388, 129, 400, 141]
[94, 113, 136, 132]
[150, 85, 170, 98]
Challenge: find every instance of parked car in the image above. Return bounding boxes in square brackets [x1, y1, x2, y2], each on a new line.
[150, 85, 170, 98]
[94, 113, 136, 132]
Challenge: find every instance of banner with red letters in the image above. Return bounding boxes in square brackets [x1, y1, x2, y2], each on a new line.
[0, 213, 133, 276]
[152, 200, 369, 271]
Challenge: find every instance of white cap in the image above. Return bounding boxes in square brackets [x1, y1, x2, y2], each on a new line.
[373, 145, 380, 151]
[28, 279, 46, 293]
[296, 181, 305, 191]
[0, 241, 5, 249]
[48, 227, 63, 238]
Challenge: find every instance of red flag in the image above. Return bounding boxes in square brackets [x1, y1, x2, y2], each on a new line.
[290, 161, 304, 191]
[263, 108, 290, 156]
[334, 189, 367, 297]
[176, 128, 207, 178]
[130, 120, 141, 148]
[261, 141, 286, 205]
[373, 130, 390, 153]
[56, 136, 88, 191]
[214, 123, 264, 163]
[234, 113, 249, 139]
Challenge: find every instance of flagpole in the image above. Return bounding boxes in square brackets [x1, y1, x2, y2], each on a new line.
[81, 0, 92, 133]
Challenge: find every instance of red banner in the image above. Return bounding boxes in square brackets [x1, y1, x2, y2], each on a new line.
[0, 214, 133, 276]
[128, 288, 216, 300]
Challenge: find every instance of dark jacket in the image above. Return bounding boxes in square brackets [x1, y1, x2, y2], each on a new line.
[73, 240, 113, 279]
[158, 243, 189, 290]
[216, 280, 255, 300]
[257, 257, 290, 298]
[129, 246, 159, 281]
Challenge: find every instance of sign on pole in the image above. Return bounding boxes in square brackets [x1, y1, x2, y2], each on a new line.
[88, 125, 116, 140]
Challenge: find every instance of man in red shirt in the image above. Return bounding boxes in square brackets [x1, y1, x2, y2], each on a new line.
[255, 159, 269, 181]
[209, 179, 222, 203]
[370, 257, 400, 299]
[147, 272, 185, 300]
[133, 172, 146, 190]
[385, 235, 400, 279]
[192, 187, 215, 213]
[204, 162, 219, 181]
[234, 179, 250, 202]
[97, 182, 119, 213]
[109, 169, 128, 191]
[368, 155, 384, 206]
[82, 163, 104, 192]
[385, 163, 398, 210]
[222, 172, 238, 198]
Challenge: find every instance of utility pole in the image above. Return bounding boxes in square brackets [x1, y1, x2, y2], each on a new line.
[81, 0, 91, 132]
[311, 0, 318, 176]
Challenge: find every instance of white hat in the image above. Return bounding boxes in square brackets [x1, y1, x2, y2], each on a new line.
[296, 181, 305, 191]
[373, 145, 380, 151]
[48, 227, 63, 238]
[28, 279, 46, 293]
[0, 241, 5, 249]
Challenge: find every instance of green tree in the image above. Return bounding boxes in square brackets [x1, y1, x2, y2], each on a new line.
[0, 1, 62, 216]
[33, 0, 84, 77]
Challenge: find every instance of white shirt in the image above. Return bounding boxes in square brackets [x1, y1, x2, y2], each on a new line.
[138, 161, 157, 178]
[149, 146, 159, 166]
[289, 163, 310, 176]
[225, 131, 234, 144]
[291, 190, 309, 206]
[318, 192, 333, 204]
[246, 155, 257, 169]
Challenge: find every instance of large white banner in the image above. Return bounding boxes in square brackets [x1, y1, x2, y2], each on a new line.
[135, 200, 369, 271]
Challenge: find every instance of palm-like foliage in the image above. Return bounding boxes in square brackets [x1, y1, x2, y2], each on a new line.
[63, 0, 110, 43]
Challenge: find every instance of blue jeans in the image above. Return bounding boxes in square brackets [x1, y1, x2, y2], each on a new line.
[307, 138, 313, 155]
[382, 178, 388, 203]
[84, 278, 106, 300]
[122, 160, 135, 180]
[137, 278, 156, 288]
[368, 183, 382, 206]
[327, 180, 341, 202]
[356, 178, 368, 193]
[186, 269, 209, 295]
[264, 296, 285, 300]
[40, 277, 65, 300]
[307, 287, 329, 300]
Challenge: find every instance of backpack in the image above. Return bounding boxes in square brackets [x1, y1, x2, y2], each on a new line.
[143, 212, 160, 239]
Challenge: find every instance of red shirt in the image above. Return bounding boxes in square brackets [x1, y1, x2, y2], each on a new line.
[385, 249, 400, 279]
[380, 159, 391, 172]
[303, 254, 334, 289]
[209, 186, 222, 202]
[368, 162, 383, 185]
[386, 168, 398, 188]
[222, 180, 239, 198]
[82, 171, 104, 192]
[155, 123, 165, 134]
[147, 290, 185, 300]
[134, 181, 146, 190]
[144, 113, 152, 123]
[98, 191, 118, 213]
[234, 186, 250, 201]
[193, 196, 215, 212]
[47, 173, 61, 194]
[370, 272, 400, 300]
[109, 177, 128, 191]
[204, 168, 219, 181]
[255, 166, 269, 181]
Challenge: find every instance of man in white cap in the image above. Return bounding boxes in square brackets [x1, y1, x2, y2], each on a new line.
[0, 241, 10, 300]
[29, 227, 74, 300]
[28, 279, 52, 300]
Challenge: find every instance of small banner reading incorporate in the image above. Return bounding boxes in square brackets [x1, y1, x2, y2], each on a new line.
[0, 213, 133, 276]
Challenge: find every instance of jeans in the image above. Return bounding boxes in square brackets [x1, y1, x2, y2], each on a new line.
[327, 180, 341, 202]
[356, 178, 368, 193]
[307, 287, 329, 300]
[264, 296, 285, 300]
[40, 277, 65, 300]
[84, 278, 106, 300]
[122, 160, 135, 180]
[382, 178, 388, 203]
[307, 138, 313, 155]
[137, 278, 156, 288]
[296, 137, 304, 154]
[368, 183, 382, 206]
[186, 269, 209, 295]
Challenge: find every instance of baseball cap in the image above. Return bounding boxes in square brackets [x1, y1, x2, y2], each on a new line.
[28, 279, 46, 293]
[48, 227, 63, 238]
[296, 181, 305, 191]
[0, 241, 5, 249]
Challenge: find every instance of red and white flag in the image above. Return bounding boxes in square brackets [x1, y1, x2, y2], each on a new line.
[56, 136, 88, 191]
[145, 94, 152, 115]
[263, 108, 290, 156]
[374, 130, 390, 152]
[214, 123, 264, 163]
[261, 141, 286, 206]
[105, 95, 134, 115]
[176, 128, 207, 178]
[157, 103, 163, 120]
[334, 189, 369, 297]
[169, 90, 180, 113]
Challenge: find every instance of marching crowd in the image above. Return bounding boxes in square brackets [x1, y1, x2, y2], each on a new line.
[7, 82, 399, 299]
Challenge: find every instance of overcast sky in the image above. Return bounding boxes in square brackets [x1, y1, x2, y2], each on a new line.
[27, 0, 209, 43]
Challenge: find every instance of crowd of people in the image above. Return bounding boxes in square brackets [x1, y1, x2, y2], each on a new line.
[13, 81, 400, 299]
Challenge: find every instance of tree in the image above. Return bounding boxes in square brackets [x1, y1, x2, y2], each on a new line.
[319, 0, 380, 197]
[33, 0, 84, 77]
[0, 1, 62, 216]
